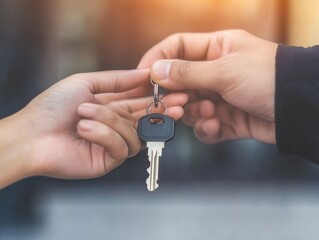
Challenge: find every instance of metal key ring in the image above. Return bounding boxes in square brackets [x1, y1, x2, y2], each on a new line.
[153, 83, 159, 108]
[150, 78, 156, 86]
[146, 99, 168, 115]
[150, 78, 159, 108]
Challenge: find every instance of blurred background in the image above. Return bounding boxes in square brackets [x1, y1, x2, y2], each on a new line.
[1, 0, 319, 239]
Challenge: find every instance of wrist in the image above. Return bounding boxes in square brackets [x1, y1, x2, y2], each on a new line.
[0, 109, 34, 189]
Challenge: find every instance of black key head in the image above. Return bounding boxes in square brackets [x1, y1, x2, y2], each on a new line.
[138, 113, 175, 143]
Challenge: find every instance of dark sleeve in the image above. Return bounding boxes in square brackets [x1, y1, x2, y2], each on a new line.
[275, 44, 319, 162]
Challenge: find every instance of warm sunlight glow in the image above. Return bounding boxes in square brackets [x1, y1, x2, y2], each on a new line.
[288, 0, 319, 46]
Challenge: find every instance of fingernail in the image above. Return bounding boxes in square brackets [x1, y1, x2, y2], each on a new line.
[78, 103, 96, 118]
[151, 60, 171, 81]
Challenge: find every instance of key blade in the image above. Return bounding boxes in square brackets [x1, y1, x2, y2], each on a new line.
[138, 113, 175, 191]
[146, 142, 164, 192]
[146, 147, 159, 191]
[147, 142, 164, 157]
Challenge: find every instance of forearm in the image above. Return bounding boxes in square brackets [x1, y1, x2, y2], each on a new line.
[0, 111, 33, 189]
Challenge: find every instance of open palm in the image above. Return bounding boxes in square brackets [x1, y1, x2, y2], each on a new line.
[20, 70, 188, 179]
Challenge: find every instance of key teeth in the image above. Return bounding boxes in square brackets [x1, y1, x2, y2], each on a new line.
[147, 185, 159, 192]
[146, 177, 159, 191]
[145, 142, 164, 192]
[146, 176, 151, 184]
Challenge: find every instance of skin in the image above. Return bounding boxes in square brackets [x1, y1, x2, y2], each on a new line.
[0, 69, 188, 189]
[0, 30, 277, 188]
[138, 29, 278, 144]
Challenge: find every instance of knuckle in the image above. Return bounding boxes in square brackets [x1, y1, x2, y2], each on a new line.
[214, 58, 233, 93]
[68, 73, 86, 81]
[158, 33, 184, 59]
[128, 140, 141, 157]
[231, 29, 248, 36]
[223, 29, 248, 39]
[175, 61, 191, 81]
[167, 33, 182, 43]
[220, 29, 249, 49]
[96, 106, 117, 123]
[101, 127, 113, 140]
[118, 142, 129, 161]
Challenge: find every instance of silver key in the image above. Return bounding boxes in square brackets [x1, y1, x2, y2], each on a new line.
[146, 142, 164, 191]
[138, 113, 175, 191]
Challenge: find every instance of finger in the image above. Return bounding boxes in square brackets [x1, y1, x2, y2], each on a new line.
[126, 92, 188, 112]
[95, 92, 148, 105]
[95, 84, 153, 104]
[193, 118, 221, 144]
[161, 92, 189, 109]
[107, 96, 153, 113]
[95, 93, 126, 105]
[77, 119, 129, 169]
[78, 104, 141, 156]
[150, 59, 229, 93]
[71, 69, 150, 95]
[138, 32, 229, 69]
[131, 92, 189, 118]
[183, 100, 215, 126]
[108, 92, 188, 117]
[182, 103, 201, 126]
[132, 106, 185, 121]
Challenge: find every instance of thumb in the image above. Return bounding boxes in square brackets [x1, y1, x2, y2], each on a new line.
[151, 59, 228, 92]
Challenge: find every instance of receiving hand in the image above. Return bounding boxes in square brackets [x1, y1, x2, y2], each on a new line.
[0, 69, 188, 188]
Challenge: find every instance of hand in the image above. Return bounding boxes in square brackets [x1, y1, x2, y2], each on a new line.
[138, 30, 278, 144]
[0, 69, 188, 188]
